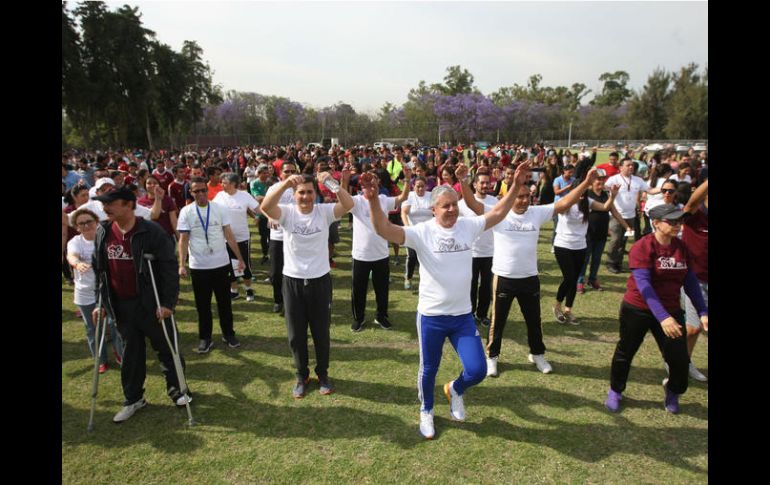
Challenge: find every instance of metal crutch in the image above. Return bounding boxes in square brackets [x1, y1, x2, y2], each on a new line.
[87, 293, 108, 433]
[143, 253, 196, 426]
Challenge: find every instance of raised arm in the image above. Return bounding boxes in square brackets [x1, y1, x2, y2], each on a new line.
[364, 178, 405, 245]
[483, 160, 531, 230]
[261, 175, 302, 220]
[318, 171, 354, 219]
[455, 164, 483, 215]
[554, 168, 597, 214]
[394, 166, 412, 207]
[683, 179, 708, 214]
[590, 184, 620, 212]
[401, 202, 412, 226]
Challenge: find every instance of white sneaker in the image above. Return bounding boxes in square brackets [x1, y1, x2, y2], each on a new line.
[688, 362, 707, 382]
[486, 356, 499, 377]
[404, 279, 412, 290]
[528, 353, 553, 374]
[443, 381, 466, 421]
[419, 410, 435, 439]
[113, 398, 147, 423]
[175, 394, 192, 406]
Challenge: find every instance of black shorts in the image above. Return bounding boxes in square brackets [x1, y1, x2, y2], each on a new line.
[388, 213, 403, 226]
[328, 221, 340, 244]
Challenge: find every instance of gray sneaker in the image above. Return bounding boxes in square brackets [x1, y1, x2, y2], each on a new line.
[113, 399, 147, 423]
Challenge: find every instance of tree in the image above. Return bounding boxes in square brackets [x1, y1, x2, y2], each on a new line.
[664, 63, 708, 139]
[626, 68, 671, 139]
[431, 65, 478, 96]
[590, 71, 632, 107]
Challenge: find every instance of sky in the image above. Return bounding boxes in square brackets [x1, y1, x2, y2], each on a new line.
[90, 1, 708, 115]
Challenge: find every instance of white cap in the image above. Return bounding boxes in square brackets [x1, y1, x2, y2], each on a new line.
[94, 177, 115, 190]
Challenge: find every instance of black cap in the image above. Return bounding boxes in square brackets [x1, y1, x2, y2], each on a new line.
[92, 187, 136, 204]
[649, 203, 685, 221]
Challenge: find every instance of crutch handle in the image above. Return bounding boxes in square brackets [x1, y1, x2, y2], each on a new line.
[143, 253, 157, 261]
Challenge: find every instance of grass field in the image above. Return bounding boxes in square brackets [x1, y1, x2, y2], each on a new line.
[62, 219, 708, 484]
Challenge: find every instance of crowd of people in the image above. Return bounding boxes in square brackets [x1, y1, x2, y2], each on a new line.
[62, 140, 708, 438]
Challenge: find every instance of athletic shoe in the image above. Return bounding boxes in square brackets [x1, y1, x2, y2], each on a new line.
[564, 312, 580, 326]
[113, 398, 147, 423]
[663, 378, 679, 414]
[419, 410, 435, 439]
[230, 291, 241, 300]
[197, 339, 214, 354]
[590, 280, 604, 291]
[443, 381, 465, 421]
[293, 377, 310, 399]
[245, 289, 256, 302]
[98, 363, 108, 374]
[272, 303, 283, 314]
[480, 317, 491, 327]
[577, 283, 585, 294]
[393, 256, 401, 266]
[688, 363, 707, 382]
[374, 316, 393, 330]
[75, 308, 82, 318]
[222, 335, 241, 348]
[262, 277, 271, 283]
[329, 259, 337, 268]
[553, 304, 567, 323]
[605, 265, 620, 274]
[404, 279, 412, 290]
[175, 393, 192, 407]
[351, 320, 365, 332]
[318, 376, 335, 395]
[604, 389, 622, 413]
[528, 353, 553, 374]
[486, 356, 499, 377]
[550, 246, 555, 254]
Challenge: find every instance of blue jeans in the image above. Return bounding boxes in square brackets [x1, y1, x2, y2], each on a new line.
[416, 312, 487, 412]
[77, 303, 124, 365]
[578, 235, 607, 284]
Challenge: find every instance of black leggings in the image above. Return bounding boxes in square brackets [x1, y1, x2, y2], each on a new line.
[406, 248, 419, 280]
[554, 246, 587, 308]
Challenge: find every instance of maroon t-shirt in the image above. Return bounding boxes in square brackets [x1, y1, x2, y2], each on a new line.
[681, 207, 708, 282]
[152, 169, 175, 191]
[624, 234, 691, 313]
[106, 222, 139, 299]
[168, 180, 188, 211]
[137, 195, 176, 236]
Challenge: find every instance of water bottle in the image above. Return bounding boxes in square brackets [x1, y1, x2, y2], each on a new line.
[322, 177, 340, 194]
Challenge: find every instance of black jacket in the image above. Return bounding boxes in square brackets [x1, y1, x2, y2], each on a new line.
[92, 217, 179, 319]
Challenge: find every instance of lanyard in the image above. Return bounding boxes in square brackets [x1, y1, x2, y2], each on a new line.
[195, 204, 211, 248]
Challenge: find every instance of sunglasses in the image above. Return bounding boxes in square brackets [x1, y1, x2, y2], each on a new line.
[191, 188, 208, 194]
[661, 188, 676, 194]
[661, 218, 683, 226]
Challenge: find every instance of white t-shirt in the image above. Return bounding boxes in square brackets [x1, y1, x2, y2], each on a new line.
[644, 177, 668, 210]
[67, 235, 96, 306]
[403, 216, 486, 316]
[669, 174, 692, 184]
[278, 203, 338, 279]
[402, 191, 433, 225]
[458, 194, 497, 258]
[554, 204, 588, 250]
[212, 190, 259, 242]
[492, 204, 554, 279]
[605, 174, 650, 218]
[350, 194, 396, 262]
[266, 184, 295, 241]
[177, 201, 232, 269]
[68, 199, 152, 224]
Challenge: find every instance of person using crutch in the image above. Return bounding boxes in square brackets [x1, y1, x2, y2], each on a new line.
[91, 187, 191, 423]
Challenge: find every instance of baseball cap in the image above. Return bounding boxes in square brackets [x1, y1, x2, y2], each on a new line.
[94, 178, 116, 190]
[92, 187, 136, 204]
[649, 203, 685, 221]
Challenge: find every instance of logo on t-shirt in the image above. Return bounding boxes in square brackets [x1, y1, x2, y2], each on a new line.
[291, 224, 323, 236]
[434, 237, 470, 253]
[107, 243, 132, 261]
[657, 256, 686, 270]
[504, 221, 537, 232]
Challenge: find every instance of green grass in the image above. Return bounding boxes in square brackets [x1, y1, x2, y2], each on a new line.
[62, 219, 708, 483]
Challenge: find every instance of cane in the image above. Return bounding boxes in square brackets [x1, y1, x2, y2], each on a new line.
[87, 293, 107, 433]
[143, 253, 196, 426]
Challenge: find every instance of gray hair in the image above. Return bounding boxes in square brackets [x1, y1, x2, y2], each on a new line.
[223, 173, 241, 185]
[430, 185, 458, 207]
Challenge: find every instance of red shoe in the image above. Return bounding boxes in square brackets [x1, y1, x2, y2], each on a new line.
[590, 280, 603, 291]
[329, 259, 337, 268]
[98, 363, 108, 374]
[577, 283, 585, 294]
